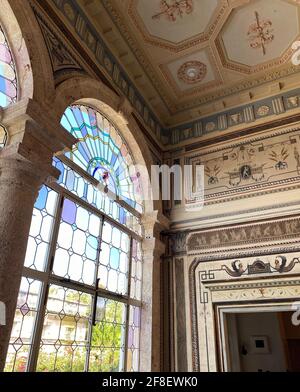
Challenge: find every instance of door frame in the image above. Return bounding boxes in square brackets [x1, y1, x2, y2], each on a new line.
[216, 303, 296, 372]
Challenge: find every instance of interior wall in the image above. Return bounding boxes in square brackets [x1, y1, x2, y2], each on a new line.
[228, 312, 287, 372]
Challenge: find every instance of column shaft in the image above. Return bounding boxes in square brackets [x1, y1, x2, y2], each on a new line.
[0, 157, 48, 370]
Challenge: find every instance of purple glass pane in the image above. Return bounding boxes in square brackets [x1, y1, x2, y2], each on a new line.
[61, 199, 77, 224]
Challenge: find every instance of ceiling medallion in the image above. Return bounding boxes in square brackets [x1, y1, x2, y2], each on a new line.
[247, 11, 274, 56]
[177, 61, 207, 84]
[152, 0, 193, 22]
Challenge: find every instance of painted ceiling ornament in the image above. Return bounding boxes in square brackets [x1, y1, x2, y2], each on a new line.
[269, 147, 289, 170]
[177, 61, 207, 84]
[152, 0, 193, 22]
[247, 11, 274, 56]
[257, 105, 270, 116]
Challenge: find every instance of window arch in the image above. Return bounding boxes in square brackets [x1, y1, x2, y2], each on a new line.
[5, 105, 143, 372]
[0, 23, 17, 148]
[60, 105, 143, 213]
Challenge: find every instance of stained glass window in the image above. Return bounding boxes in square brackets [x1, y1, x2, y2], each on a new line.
[5, 105, 144, 372]
[0, 25, 17, 107]
[5, 278, 42, 372]
[24, 186, 58, 271]
[53, 198, 101, 286]
[0, 24, 17, 147]
[61, 105, 143, 213]
[37, 285, 92, 372]
[127, 306, 141, 372]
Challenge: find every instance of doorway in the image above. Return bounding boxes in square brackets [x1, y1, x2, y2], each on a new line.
[222, 308, 300, 372]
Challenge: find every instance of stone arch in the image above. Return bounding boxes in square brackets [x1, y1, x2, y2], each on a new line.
[4, 0, 55, 104]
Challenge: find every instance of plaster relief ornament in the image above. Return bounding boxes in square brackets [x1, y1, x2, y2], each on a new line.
[230, 113, 241, 125]
[288, 96, 299, 108]
[177, 61, 207, 84]
[205, 121, 216, 132]
[152, 0, 193, 22]
[257, 105, 270, 116]
[247, 11, 274, 56]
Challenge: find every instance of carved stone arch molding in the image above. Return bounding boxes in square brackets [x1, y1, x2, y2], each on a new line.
[188, 215, 300, 372]
[5, 0, 55, 104]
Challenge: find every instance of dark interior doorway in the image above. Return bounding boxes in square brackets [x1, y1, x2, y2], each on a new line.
[225, 310, 300, 372]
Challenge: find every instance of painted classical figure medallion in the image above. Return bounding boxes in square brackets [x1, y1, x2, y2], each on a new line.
[240, 165, 252, 179]
[152, 0, 193, 22]
[177, 61, 207, 84]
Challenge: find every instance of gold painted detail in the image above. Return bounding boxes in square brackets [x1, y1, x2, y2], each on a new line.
[247, 11, 274, 56]
[152, 0, 193, 22]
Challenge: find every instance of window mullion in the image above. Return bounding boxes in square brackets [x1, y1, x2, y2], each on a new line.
[47, 182, 143, 242]
[57, 154, 141, 220]
[123, 237, 133, 371]
[27, 192, 64, 371]
[84, 215, 105, 372]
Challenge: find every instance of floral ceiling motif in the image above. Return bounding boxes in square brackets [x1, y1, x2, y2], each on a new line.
[152, 0, 194, 23]
[247, 11, 274, 56]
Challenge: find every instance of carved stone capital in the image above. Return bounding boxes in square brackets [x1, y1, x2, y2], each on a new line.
[171, 231, 188, 255]
[142, 210, 169, 240]
[0, 146, 59, 193]
[1, 98, 76, 155]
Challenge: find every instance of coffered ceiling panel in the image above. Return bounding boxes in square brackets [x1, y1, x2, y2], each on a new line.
[160, 48, 222, 94]
[78, 0, 300, 127]
[218, 0, 300, 73]
[131, 0, 219, 48]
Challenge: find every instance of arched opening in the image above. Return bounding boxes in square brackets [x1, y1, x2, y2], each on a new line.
[0, 14, 17, 148]
[4, 103, 146, 372]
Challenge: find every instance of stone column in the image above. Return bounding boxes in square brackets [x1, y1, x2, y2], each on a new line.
[171, 231, 189, 372]
[139, 212, 168, 372]
[0, 99, 75, 371]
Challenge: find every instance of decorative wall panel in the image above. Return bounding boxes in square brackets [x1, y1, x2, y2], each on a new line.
[186, 126, 300, 204]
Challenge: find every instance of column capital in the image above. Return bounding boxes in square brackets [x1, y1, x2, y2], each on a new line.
[0, 145, 59, 190]
[171, 231, 188, 255]
[142, 210, 170, 237]
[1, 98, 76, 156]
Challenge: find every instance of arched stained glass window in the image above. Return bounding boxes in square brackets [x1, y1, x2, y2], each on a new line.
[0, 24, 17, 148]
[61, 105, 143, 213]
[5, 105, 143, 373]
[0, 25, 17, 107]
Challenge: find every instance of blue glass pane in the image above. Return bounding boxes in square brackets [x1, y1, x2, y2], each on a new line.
[34, 186, 48, 210]
[110, 247, 119, 269]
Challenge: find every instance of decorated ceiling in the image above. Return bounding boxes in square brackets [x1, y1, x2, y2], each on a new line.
[75, 0, 300, 129]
